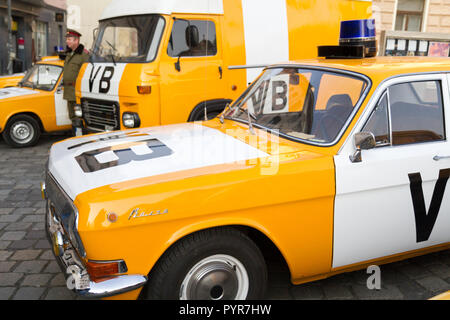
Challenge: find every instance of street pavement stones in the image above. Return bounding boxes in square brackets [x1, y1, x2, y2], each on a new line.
[0, 133, 449, 300]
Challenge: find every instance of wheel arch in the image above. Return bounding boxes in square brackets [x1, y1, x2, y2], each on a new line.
[187, 99, 232, 122]
[144, 222, 292, 287]
[3, 111, 45, 133]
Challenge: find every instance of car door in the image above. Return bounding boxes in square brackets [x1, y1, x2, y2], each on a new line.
[333, 73, 450, 268]
[54, 79, 71, 126]
[159, 15, 227, 124]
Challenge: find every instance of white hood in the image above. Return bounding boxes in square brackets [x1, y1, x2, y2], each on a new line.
[48, 123, 268, 200]
[0, 87, 39, 100]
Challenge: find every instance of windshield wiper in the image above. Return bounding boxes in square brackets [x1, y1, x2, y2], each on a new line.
[105, 40, 118, 66]
[109, 54, 116, 66]
[21, 80, 34, 88]
[236, 106, 256, 135]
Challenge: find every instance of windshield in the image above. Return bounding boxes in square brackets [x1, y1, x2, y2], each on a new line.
[20, 64, 62, 91]
[224, 67, 369, 144]
[91, 15, 165, 63]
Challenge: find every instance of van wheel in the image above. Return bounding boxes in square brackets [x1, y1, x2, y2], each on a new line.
[144, 227, 267, 300]
[2, 114, 41, 148]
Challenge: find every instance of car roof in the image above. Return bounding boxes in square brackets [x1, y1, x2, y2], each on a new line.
[36, 57, 64, 67]
[273, 56, 450, 79]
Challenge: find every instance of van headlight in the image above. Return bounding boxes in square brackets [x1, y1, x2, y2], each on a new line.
[74, 104, 83, 118]
[122, 112, 141, 128]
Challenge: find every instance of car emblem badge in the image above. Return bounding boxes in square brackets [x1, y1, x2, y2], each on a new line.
[128, 208, 168, 220]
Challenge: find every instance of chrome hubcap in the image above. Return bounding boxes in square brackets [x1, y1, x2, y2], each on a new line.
[10, 121, 34, 144]
[180, 254, 249, 300]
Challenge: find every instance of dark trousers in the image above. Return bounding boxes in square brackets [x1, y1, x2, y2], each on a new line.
[66, 100, 82, 136]
[67, 100, 76, 120]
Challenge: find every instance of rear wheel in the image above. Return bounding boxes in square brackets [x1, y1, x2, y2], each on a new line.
[144, 227, 267, 300]
[2, 114, 41, 148]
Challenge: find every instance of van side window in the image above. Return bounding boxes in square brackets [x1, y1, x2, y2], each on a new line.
[168, 20, 217, 57]
[389, 81, 445, 145]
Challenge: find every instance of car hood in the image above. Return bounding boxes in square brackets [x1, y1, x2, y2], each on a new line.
[48, 123, 271, 200]
[0, 87, 40, 101]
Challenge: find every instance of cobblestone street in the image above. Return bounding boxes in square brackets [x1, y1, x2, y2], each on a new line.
[0, 133, 449, 300]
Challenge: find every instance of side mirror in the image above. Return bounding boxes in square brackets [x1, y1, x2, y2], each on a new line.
[350, 132, 376, 163]
[56, 83, 63, 94]
[93, 27, 99, 42]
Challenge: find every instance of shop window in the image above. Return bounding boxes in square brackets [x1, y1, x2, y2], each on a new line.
[395, 0, 425, 32]
[35, 21, 48, 57]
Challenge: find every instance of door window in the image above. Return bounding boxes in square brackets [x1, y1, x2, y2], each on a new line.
[363, 92, 390, 146]
[362, 80, 445, 146]
[167, 20, 217, 57]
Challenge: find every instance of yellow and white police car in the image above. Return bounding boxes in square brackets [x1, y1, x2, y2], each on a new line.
[0, 73, 25, 89]
[43, 22, 450, 300]
[0, 57, 71, 147]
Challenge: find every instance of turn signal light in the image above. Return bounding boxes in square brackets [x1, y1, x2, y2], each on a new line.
[86, 260, 127, 282]
[137, 85, 151, 94]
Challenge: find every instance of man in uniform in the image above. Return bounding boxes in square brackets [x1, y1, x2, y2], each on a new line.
[62, 28, 89, 136]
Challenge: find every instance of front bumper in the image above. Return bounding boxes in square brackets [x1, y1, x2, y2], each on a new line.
[43, 176, 147, 299]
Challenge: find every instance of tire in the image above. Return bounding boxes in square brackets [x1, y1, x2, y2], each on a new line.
[2, 114, 41, 148]
[144, 227, 268, 300]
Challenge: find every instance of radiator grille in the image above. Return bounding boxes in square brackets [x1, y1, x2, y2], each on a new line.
[81, 98, 120, 131]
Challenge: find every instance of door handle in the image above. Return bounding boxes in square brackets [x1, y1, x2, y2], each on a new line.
[433, 155, 450, 161]
[218, 66, 223, 79]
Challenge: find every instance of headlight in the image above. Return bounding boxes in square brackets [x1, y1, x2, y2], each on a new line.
[67, 207, 86, 257]
[122, 112, 141, 128]
[45, 173, 86, 258]
[74, 104, 83, 117]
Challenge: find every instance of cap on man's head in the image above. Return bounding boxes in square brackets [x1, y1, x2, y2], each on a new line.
[66, 28, 82, 38]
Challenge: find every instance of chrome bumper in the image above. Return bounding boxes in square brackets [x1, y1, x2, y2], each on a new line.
[42, 178, 147, 299]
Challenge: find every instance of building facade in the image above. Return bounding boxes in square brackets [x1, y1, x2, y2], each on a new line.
[373, 0, 450, 56]
[0, 0, 67, 75]
[66, 0, 111, 50]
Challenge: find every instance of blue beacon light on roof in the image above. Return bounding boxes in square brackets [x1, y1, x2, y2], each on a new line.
[318, 19, 377, 59]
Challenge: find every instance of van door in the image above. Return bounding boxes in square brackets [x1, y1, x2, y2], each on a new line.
[159, 15, 228, 124]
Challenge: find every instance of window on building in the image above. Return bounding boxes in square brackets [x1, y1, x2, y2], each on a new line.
[35, 21, 48, 57]
[395, 0, 425, 32]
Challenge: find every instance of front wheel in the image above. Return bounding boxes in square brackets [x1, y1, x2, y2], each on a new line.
[144, 227, 267, 300]
[2, 114, 41, 148]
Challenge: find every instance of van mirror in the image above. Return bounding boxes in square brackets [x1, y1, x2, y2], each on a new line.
[93, 27, 99, 42]
[350, 132, 376, 163]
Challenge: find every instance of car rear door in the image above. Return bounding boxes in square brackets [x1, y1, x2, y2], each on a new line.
[333, 73, 450, 268]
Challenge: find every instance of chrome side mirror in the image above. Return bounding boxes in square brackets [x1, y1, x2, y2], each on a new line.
[56, 84, 63, 94]
[350, 132, 376, 163]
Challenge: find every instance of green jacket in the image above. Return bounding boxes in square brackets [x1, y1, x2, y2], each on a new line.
[63, 44, 89, 101]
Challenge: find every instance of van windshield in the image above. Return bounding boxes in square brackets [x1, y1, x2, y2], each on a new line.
[91, 15, 165, 63]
